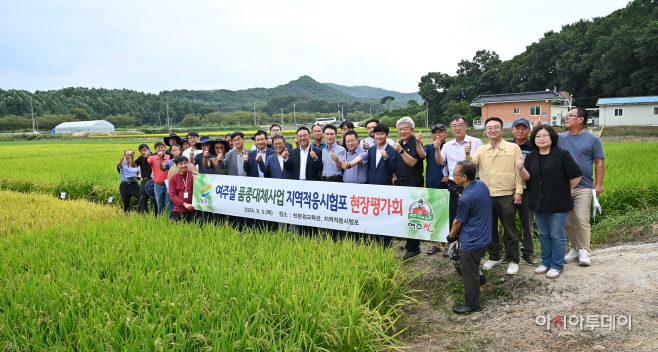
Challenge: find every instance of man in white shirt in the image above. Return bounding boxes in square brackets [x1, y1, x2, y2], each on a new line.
[441, 115, 484, 230]
[182, 132, 202, 161]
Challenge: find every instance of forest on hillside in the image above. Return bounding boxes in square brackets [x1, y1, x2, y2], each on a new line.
[0, 76, 388, 131]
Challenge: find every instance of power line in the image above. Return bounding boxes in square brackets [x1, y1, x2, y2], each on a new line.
[578, 76, 658, 100]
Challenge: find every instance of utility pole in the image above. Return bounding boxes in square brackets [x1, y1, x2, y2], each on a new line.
[293, 102, 296, 125]
[30, 96, 35, 133]
[253, 101, 257, 126]
[425, 100, 429, 128]
[281, 109, 284, 124]
[370, 106, 372, 118]
[166, 99, 170, 129]
[341, 105, 344, 122]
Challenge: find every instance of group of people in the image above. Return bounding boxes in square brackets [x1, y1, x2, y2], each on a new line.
[117, 109, 605, 315]
[444, 108, 604, 314]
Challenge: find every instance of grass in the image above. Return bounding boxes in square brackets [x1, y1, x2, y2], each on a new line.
[590, 206, 658, 246]
[0, 190, 414, 350]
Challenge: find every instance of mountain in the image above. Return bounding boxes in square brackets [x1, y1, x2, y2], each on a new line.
[324, 83, 423, 107]
[161, 76, 379, 111]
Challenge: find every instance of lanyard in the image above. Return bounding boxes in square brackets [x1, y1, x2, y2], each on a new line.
[181, 172, 189, 192]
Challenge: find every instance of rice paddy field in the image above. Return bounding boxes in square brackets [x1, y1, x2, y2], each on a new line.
[0, 190, 413, 350]
[1, 138, 657, 350]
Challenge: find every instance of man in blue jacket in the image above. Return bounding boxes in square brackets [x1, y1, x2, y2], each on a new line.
[257, 135, 293, 180]
[367, 124, 397, 247]
[244, 130, 277, 178]
[243, 130, 277, 230]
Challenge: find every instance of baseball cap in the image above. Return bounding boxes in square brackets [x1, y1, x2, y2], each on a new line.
[431, 124, 447, 132]
[512, 118, 530, 127]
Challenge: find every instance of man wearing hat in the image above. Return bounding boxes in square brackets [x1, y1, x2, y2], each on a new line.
[509, 118, 538, 265]
[192, 136, 215, 174]
[164, 133, 182, 157]
[208, 139, 229, 175]
[180, 138, 191, 152]
[422, 124, 450, 256]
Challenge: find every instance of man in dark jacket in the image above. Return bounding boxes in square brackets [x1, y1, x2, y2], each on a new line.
[284, 127, 323, 181]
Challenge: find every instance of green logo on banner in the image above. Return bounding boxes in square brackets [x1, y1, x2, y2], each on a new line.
[407, 198, 436, 233]
[408, 198, 434, 221]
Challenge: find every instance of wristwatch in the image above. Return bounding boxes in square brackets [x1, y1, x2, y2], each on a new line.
[399, 148, 405, 154]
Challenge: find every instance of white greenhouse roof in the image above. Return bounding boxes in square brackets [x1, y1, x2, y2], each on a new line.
[55, 120, 114, 128]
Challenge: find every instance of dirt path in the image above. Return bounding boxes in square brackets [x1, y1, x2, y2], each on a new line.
[400, 240, 658, 351]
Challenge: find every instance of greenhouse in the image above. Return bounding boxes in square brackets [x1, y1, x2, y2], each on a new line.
[53, 120, 114, 134]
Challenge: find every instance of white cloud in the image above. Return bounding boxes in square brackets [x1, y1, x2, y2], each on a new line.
[0, 0, 631, 93]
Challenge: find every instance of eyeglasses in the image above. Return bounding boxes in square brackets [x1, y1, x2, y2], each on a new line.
[450, 123, 466, 128]
[565, 114, 580, 119]
[485, 126, 502, 131]
[432, 124, 446, 131]
[535, 134, 550, 140]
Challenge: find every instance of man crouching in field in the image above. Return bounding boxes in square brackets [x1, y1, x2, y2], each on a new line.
[447, 160, 492, 314]
[168, 156, 197, 222]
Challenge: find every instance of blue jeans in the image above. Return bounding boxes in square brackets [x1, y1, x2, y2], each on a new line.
[165, 189, 175, 219]
[534, 211, 569, 271]
[154, 183, 167, 217]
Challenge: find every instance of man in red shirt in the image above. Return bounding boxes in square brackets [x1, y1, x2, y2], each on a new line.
[168, 155, 197, 222]
[148, 142, 171, 217]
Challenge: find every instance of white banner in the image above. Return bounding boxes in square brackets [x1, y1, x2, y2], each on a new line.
[193, 174, 449, 241]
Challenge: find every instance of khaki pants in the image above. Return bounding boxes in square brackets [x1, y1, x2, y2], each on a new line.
[566, 187, 592, 250]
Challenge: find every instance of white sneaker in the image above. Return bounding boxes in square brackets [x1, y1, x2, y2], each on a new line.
[546, 268, 562, 279]
[483, 260, 502, 270]
[565, 248, 579, 262]
[578, 249, 591, 266]
[506, 262, 519, 275]
[534, 265, 549, 274]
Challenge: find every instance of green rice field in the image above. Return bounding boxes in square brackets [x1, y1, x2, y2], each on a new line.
[0, 191, 413, 350]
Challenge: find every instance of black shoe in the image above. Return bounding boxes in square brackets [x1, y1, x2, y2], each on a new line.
[442, 247, 449, 257]
[453, 304, 483, 314]
[480, 274, 487, 286]
[403, 250, 421, 260]
[521, 254, 538, 265]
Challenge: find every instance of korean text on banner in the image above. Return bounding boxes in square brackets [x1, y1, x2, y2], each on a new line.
[193, 174, 449, 241]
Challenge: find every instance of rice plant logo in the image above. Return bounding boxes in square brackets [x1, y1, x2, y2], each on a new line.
[408, 198, 434, 221]
[200, 183, 213, 198]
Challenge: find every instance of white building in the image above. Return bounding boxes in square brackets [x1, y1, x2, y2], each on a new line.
[54, 120, 115, 134]
[597, 96, 658, 126]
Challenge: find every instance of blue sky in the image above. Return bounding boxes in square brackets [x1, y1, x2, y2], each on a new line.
[0, 0, 631, 94]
